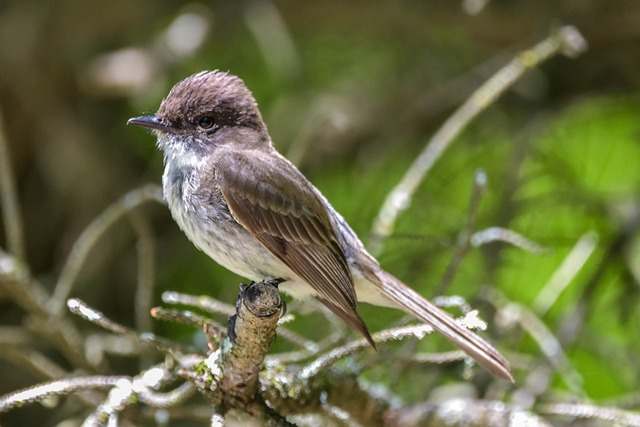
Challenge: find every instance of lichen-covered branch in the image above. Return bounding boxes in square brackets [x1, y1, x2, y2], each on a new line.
[219, 281, 284, 410]
[179, 281, 293, 425]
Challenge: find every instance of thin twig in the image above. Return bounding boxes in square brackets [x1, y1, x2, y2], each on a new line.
[533, 232, 598, 316]
[50, 184, 164, 315]
[400, 350, 467, 365]
[81, 365, 194, 426]
[130, 210, 156, 370]
[162, 291, 236, 316]
[320, 390, 364, 427]
[68, 298, 130, 335]
[369, 26, 588, 253]
[266, 333, 342, 365]
[499, 301, 584, 396]
[151, 306, 222, 333]
[274, 326, 319, 352]
[68, 298, 199, 355]
[438, 169, 488, 294]
[138, 381, 197, 408]
[0, 376, 127, 413]
[539, 402, 640, 426]
[163, 291, 320, 351]
[0, 108, 25, 259]
[470, 226, 547, 253]
[301, 323, 436, 379]
[243, 0, 299, 82]
[0, 326, 38, 347]
[0, 347, 68, 382]
[129, 211, 156, 337]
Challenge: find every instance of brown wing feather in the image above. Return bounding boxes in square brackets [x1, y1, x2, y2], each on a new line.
[216, 150, 373, 345]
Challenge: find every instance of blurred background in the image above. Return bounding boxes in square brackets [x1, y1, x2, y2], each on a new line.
[1, 0, 640, 425]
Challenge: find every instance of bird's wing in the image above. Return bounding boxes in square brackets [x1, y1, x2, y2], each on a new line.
[216, 149, 373, 345]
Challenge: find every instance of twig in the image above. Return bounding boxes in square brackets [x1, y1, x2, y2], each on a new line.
[387, 398, 552, 427]
[50, 184, 164, 315]
[301, 308, 491, 380]
[0, 347, 69, 383]
[138, 381, 196, 408]
[0, 248, 48, 317]
[400, 350, 467, 365]
[301, 323, 437, 379]
[499, 301, 584, 396]
[533, 232, 598, 316]
[82, 379, 135, 426]
[82, 365, 196, 426]
[438, 169, 488, 294]
[470, 226, 547, 253]
[162, 291, 235, 316]
[320, 391, 364, 427]
[151, 305, 228, 346]
[273, 325, 320, 353]
[151, 306, 217, 331]
[131, 211, 156, 370]
[244, 0, 300, 82]
[211, 413, 225, 426]
[68, 298, 199, 355]
[163, 291, 319, 352]
[128, 211, 156, 337]
[68, 298, 130, 334]
[265, 332, 342, 365]
[539, 402, 640, 426]
[0, 376, 127, 413]
[369, 25, 588, 253]
[0, 107, 25, 259]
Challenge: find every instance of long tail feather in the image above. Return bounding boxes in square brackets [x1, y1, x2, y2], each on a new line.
[373, 270, 513, 381]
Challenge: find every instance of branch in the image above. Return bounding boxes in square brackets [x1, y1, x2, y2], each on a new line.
[218, 281, 284, 410]
[179, 281, 291, 425]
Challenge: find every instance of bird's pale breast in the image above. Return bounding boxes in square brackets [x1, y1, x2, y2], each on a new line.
[162, 159, 306, 290]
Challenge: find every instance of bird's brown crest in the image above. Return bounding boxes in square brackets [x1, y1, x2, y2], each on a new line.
[157, 70, 264, 131]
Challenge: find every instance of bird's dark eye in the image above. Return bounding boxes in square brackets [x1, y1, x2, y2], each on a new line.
[198, 116, 215, 129]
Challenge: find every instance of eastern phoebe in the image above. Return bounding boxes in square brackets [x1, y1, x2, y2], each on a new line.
[128, 71, 512, 381]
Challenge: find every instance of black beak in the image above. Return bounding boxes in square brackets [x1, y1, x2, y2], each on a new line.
[127, 115, 172, 132]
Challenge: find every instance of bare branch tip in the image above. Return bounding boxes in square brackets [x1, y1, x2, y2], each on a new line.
[557, 25, 588, 58]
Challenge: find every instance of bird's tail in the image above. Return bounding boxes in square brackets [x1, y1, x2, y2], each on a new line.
[370, 269, 513, 382]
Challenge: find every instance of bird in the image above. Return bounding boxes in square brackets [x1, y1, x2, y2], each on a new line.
[128, 70, 512, 381]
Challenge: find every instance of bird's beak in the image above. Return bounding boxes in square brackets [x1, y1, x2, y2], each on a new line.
[127, 115, 172, 132]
